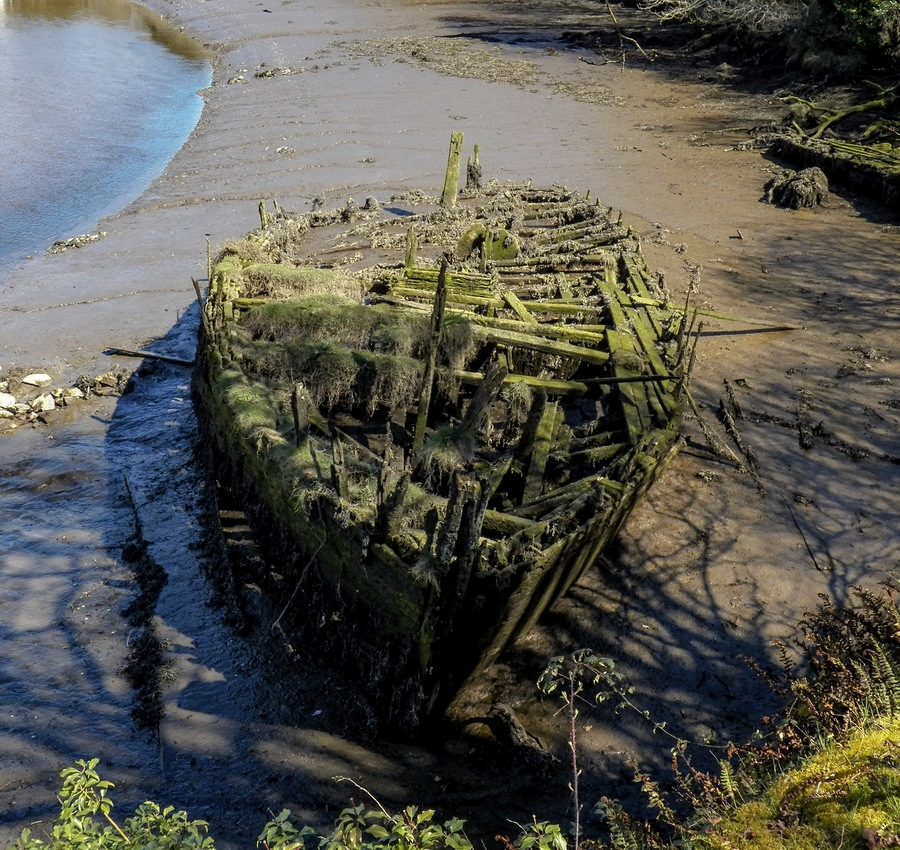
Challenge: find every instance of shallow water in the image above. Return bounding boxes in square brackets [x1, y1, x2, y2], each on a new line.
[0, 0, 210, 277]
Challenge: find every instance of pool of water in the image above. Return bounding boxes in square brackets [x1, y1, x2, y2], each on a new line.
[0, 0, 211, 279]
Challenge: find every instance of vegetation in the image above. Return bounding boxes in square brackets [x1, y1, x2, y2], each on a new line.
[11, 582, 900, 850]
[641, 0, 900, 72]
[7, 764, 563, 850]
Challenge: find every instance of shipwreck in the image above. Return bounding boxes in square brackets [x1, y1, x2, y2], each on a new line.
[193, 136, 689, 734]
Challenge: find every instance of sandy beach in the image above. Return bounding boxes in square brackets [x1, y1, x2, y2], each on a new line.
[1, 0, 899, 845]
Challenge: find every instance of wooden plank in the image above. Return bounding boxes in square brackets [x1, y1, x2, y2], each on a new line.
[388, 285, 504, 309]
[607, 328, 652, 445]
[454, 370, 589, 397]
[615, 288, 678, 420]
[517, 300, 604, 316]
[455, 311, 607, 345]
[512, 474, 625, 518]
[470, 325, 610, 367]
[482, 510, 546, 536]
[503, 290, 537, 324]
[522, 401, 561, 503]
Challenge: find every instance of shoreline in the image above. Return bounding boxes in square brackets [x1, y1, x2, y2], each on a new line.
[1, 0, 899, 844]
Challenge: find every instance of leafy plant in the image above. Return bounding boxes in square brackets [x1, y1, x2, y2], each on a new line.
[750, 581, 900, 754]
[12, 759, 213, 850]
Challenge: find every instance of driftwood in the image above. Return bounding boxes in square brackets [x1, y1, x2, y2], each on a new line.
[465, 703, 556, 772]
[106, 347, 194, 367]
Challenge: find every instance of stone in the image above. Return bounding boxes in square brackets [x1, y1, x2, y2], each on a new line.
[31, 394, 56, 412]
[53, 387, 85, 402]
[22, 373, 53, 387]
[0, 392, 16, 410]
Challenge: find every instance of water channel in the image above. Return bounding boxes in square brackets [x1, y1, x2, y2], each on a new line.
[0, 0, 210, 278]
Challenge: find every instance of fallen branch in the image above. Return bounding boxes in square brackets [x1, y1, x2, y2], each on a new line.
[105, 347, 194, 366]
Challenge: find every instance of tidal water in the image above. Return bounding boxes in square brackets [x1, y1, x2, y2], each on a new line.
[0, 0, 211, 279]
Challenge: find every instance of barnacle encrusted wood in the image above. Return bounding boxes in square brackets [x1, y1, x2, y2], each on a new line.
[193, 142, 687, 734]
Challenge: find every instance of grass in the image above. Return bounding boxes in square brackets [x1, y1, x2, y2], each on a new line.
[702, 717, 900, 850]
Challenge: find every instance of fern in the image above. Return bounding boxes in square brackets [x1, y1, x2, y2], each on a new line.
[596, 798, 640, 850]
[718, 760, 737, 806]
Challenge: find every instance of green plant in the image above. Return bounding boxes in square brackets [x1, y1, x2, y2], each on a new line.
[12, 765, 571, 850]
[12, 759, 213, 850]
[538, 650, 644, 848]
[750, 582, 900, 755]
[700, 716, 900, 850]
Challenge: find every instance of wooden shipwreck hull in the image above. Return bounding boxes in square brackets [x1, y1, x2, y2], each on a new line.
[194, 153, 687, 735]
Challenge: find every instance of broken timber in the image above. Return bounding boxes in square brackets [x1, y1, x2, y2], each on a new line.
[194, 140, 687, 737]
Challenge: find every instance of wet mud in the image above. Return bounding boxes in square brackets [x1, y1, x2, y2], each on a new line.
[1, 0, 900, 845]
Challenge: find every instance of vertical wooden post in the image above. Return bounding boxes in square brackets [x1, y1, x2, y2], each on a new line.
[412, 259, 449, 456]
[191, 278, 211, 336]
[405, 225, 418, 269]
[466, 143, 482, 191]
[291, 383, 308, 447]
[441, 132, 465, 208]
[330, 430, 349, 500]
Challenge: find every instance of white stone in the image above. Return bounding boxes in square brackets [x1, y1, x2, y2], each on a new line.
[0, 408, 13, 419]
[22, 373, 53, 387]
[0, 392, 16, 410]
[59, 387, 85, 399]
[31, 394, 56, 412]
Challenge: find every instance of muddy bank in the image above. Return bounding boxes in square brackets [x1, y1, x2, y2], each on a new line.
[1, 0, 899, 845]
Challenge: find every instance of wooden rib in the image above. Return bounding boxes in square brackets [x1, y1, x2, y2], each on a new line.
[522, 401, 562, 503]
[469, 325, 610, 366]
[454, 370, 589, 397]
[502, 290, 537, 324]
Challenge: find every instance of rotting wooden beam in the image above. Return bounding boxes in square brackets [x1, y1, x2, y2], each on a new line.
[388, 285, 504, 309]
[607, 328, 652, 444]
[460, 312, 607, 345]
[291, 383, 308, 447]
[512, 473, 625, 518]
[454, 370, 589, 397]
[458, 360, 509, 436]
[405, 225, 418, 269]
[470, 325, 610, 367]
[413, 260, 449, 456]
[441, 131, 465, 208]
[502, 290, 537, 324]
[522, 401, 561, 503]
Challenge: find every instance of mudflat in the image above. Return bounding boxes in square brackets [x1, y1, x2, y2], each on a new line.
[1, 0, 898, 845]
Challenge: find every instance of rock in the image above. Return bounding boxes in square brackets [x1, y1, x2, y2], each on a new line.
[764, 167, 829, 209]
[53, 387, 85, 402]
[715, 62, 736, 80]
[22, 373, 52, 387]
[0, 392, 16, 410]
[30, 394, 56, 413]
[0, 408, 13, 419]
